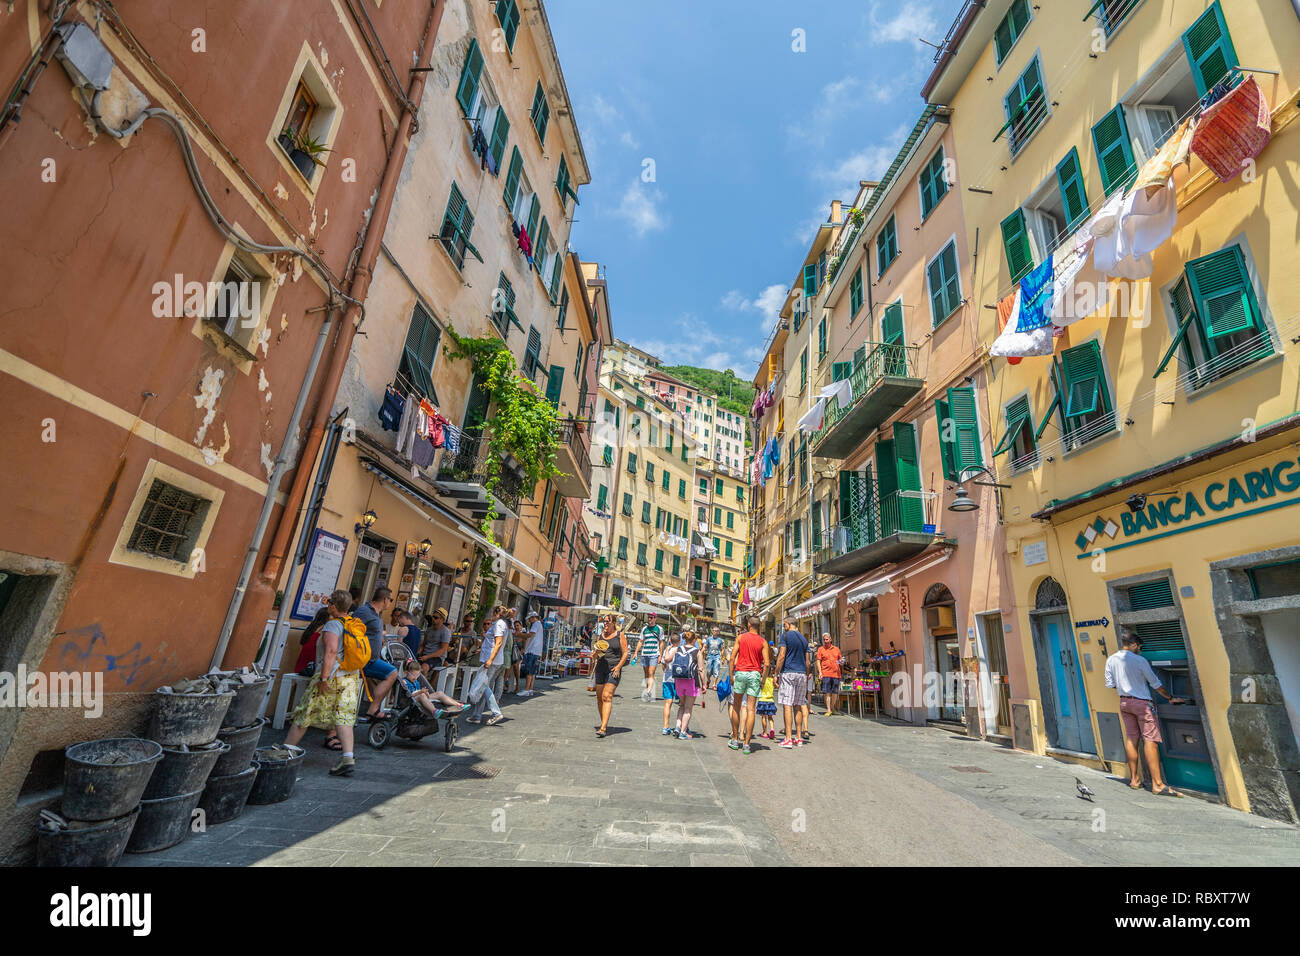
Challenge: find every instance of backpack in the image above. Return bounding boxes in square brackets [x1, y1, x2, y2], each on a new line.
[670, 644, 698, 680]
[338, 615, 371, 672]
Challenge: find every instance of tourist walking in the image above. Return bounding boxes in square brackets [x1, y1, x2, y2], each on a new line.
[466, 606, 506, 725]
[592, 614, 628, 737]
[775, 619, 811, 749]
[666, 630, 705, 739]
[704, 626, 726, 690]
[1106, 629, 1187, 796]
[729, 616, 770, 755]
[284, 589, 362, 777]
[815, 632, 844, 716]
[631, 612, 664, 701]
[659, 631, 681, 735]
[519, 611, 545, 696]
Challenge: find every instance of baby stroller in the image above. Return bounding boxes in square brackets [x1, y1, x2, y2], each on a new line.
[366, 639, 459, 752]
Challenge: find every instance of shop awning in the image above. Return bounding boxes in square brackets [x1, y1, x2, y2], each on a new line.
[526, 590, 573, 607]
[846, 549, 952, 604]
[749, 576, 809, 620]
[363, 460, 547, 583]
[788, 577, 858, 620]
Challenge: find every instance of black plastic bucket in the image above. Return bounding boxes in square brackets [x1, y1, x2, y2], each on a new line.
[220, 675, 272, 729]
[247, 745, 305, 805]
[149, 687, 235, 746]
[62, 738, 163, 822]
[38, 806, 140, 867]
[125, 788, 204, 853]
[210, 718, 266, 777]
[141, 740, 230, 800]
[198, 764, 258, 825]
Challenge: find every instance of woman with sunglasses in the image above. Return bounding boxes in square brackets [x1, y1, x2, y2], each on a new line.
[592, 613, 629, 738]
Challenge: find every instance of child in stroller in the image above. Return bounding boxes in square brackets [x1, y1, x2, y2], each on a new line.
[366, 641, 463, 751]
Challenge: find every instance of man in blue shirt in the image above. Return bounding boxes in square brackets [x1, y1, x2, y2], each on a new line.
[704, 626, 726, 690]
[355, 587, 399, 721]
[774, 619, 811, 748]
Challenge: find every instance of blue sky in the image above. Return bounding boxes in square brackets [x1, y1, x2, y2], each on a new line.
[547, 0, 966, 377]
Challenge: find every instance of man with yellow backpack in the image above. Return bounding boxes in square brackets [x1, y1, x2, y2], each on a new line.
[284, 589, 369, 776]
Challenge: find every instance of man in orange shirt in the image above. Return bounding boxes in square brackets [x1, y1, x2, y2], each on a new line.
[728, 616, 771, 755]
[814, 632, 844, 716]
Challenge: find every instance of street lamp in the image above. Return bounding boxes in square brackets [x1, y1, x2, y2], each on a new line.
[947, 466, 1010, 514]
[355, 509, 378, 536]
[418, 538, 432, 557]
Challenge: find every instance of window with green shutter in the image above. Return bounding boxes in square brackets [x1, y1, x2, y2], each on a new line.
[737, 486, 744, 503]
[627, 454, 637, 475]
[935, 386, 982, 481]
[927, 241, 962, 326]
[654, 549, 664, 571]
[699, 478, 708, 494]
[544, 365, 564, 407]
[534, 216, 551, 277]
[710, 569, 718, 585]
[817, 317, 827, 361]
[617, 536, 627, 560]
[803, 263, 818, 298]
[991, 395, 1038, 469]
[681, 444, 688, 462]
[799, 348, 808, 391]
[494, 0, 521, 52]
[919, 148, 949, 219]
[637, 543, 648, 566]
[1055, 148, 1089, 233]
[439, 183, 481, 269]
[602, 445, 612, 466]
[529, 81, 550, 144]
[662, 470, 670, 491]
[645, 462, 654, 484]
[994, 0, 1031, 65]
[1092, 104, 1137, 196]
[849, 268, 863, 319]
[723, 572, 731, 588]
[1000, 208, 1035, 283]
[521, 323, 541, 377]
[642, 501, 651, 524]
[715, 478, 723, 495]
[726, 511, 734, 530]
[876, 216, 899, 275]
[679, 479, 687, 498]
[1000, 56, 1046, 155]
[1043, 340, 1115, 450]
[832, 361, 852, 383]
[672, 555, 681, 577]
[1155, 246, 1272, 387]
[725, 541, 733, 559]
[487, 108, 510, 176]
[502, 146, 523, 210]
[1182, 1, 1238, 97]
[455, 40, 484, 117]
[398, 302, 441, 403]
[714, 507, 722, 524]
[597, 484, 608, 511]
[622, 493, 632, 515]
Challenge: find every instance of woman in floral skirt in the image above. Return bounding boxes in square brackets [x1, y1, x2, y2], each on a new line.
[284, 589, 362, 777]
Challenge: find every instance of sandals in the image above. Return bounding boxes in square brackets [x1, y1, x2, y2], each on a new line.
[596, 728, 607, 738]
[1153, 785, 1183, 797]
[364, 711, 393, 723]
[323, 735, 342, 751]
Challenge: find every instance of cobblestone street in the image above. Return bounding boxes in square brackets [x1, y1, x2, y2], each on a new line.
[119, 676, 1299, 867]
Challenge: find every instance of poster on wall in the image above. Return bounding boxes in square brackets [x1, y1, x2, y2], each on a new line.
[291, 529, 349, 621]
[898, 582, 911, 633]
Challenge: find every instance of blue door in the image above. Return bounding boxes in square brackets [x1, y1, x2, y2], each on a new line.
[1042, 614, 1095, 754]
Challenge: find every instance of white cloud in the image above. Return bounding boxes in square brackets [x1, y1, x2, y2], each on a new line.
[721, 283, 789, 331]
[614, 181, 668, 237]
[867, 1, 939, 46]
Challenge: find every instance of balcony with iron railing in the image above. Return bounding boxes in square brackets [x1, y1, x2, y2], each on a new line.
[434, 432, 526, 520]
[812, 340, 924, 459]
[552, 417, 592, 499]
[813, 482, 939, 577]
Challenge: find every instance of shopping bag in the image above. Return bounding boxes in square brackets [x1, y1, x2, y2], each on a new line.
[715, 676, 732, 702]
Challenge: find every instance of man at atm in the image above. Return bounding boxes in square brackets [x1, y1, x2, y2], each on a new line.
[1104, 629, 1189, 797]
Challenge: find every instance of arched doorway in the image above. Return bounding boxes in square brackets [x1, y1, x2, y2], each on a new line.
[1029, 577, 1095, 754]
[924, 584, 962, 722]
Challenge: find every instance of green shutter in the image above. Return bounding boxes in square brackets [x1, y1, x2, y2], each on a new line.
[1092, 105, 1136, 196]
[874, 439, 900, 536]
[488, 109, 510, 173]
[544, 364, 563, 406]
[455, 40, 483, 117]
[502, 146, 523, 209]
[929, 242, 961, 325]
[617, 536, 627, 560]
[534, 216, 551, 274]
[679, 478, 686, 497]
[1128, 578, 1174, 611]
[892, 421, 924, 533]
[530, 82, 550, 143]
[935, 395, 957, 481]
[526, 194, 539, 240]
[832, 361, 852, 382]
[655, 549, 663, 571]
[1055, 148, 1089, 232]
[992, 396, 1032, 457]
[1154, 277, 1197, 380]
[1186, 247, 1260, 340]
[642, 501, 651, 523]
[947, 386, 982, 476]
[881, 302, 904, 345]
[817, 317, 827, 359]
[920, 150, 947, 218]
[1000, 209, 1035, 282]
[1182, 1, 1238, 97]
[662, 470, 670, 491]
[849, 269, 863, 317]
[556, 155, 570, 198]
[495, 0, 521, 52]
[1061, 340, 1111, 420]
[994, 0, 1029, 64]
[672, 555, 680, 577]
[597, 484, 608, 511]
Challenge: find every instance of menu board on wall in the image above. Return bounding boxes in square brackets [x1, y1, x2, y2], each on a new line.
[292, 529, 349, 621]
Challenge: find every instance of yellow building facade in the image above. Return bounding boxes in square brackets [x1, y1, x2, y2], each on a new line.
[928, 0, 1300, 819]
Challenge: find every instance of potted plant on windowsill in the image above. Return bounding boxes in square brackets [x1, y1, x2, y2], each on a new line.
[279, 126, 330, 180]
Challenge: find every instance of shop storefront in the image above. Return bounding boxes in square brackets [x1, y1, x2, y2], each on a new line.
[1012, 445, 1300, 822]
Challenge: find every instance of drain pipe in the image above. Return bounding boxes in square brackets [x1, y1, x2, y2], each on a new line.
[210, 0, 445, 669]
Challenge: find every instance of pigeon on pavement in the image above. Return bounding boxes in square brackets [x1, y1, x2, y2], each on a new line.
[1076, 777, 1096, 801]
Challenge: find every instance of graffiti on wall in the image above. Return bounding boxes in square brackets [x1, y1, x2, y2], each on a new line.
[55, 623, 175, 688]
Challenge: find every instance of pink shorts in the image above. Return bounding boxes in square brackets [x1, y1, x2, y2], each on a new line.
[1119, 697, 1162, 743]
[674, 678, 698, 699]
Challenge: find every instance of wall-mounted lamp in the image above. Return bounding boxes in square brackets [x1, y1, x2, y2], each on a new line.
[419, 538, 432, 557]
[458, 558, 472, 574]
[947, 465, 1012, 514]
[355, 509, 378, 537]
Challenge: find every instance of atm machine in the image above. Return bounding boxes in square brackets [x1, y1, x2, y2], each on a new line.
[1138, 621, 1217, 794]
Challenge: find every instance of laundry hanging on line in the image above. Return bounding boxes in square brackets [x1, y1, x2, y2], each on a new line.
[1191, 75, 1272, 183]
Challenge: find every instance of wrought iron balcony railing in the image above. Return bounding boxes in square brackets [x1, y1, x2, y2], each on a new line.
[555, 417, 592, 487]
[435, 432, 526, 515]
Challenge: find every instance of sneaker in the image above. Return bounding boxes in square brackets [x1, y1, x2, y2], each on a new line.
[662, 727, 672, 735]
[679, 731, 691, 741]
[795, 738, 804, 747]
[742, 744, 752, 755]
[485, 713, 504, 725]
[328, 756, 355, 777]
[671, 728, 680, 738]
[779, 738, 794, 749]
[728, 739, 741, 751]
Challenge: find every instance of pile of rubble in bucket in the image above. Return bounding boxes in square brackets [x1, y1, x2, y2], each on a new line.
[37, 666, 307, 866]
